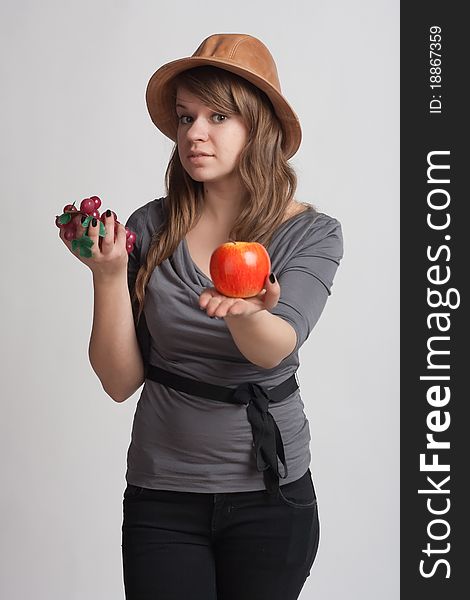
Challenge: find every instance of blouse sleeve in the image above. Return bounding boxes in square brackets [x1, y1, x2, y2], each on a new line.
[125, 203, 152, 373]
[269, 215, 344, 356]
[125, 204, 150, 297]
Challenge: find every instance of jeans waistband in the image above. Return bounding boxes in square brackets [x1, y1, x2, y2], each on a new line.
[145, 365, 299, 497]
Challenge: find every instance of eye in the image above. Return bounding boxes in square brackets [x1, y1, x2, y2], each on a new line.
[178, 115, 192, 125]
[212, 114, 227, 123]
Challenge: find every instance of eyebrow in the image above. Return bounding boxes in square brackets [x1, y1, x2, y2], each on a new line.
[175, 103, 225, 114]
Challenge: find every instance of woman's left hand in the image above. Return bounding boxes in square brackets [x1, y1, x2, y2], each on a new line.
[199, 273, 280, 318]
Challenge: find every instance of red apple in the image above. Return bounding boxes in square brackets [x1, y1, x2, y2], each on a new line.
[209, 241, 271, 298]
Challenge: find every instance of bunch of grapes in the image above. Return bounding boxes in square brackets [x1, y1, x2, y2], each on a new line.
[55, 196, 136, 258]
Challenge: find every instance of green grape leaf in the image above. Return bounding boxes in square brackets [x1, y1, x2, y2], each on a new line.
[81, 215, 92, 228]
[58, 213, 72, 225]
[79, 246, 93, 258]
[81, 234, 94, 247]
[99, 221, 106, 237]
[71, 234, 94, 257]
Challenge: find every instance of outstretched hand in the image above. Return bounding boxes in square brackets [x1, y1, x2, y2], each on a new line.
[199, 274, 280, 319]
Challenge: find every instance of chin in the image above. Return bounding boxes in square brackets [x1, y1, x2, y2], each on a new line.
[185, 169, 222, 184]
[189, 174, 206, 183]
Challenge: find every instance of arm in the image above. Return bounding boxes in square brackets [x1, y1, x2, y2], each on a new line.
[224, 310, 296, 369]
[88, 271, 145, 403]
[88, 201, 154, 402]
[200, 214, 344, 369]
[59, 208, 146, 403]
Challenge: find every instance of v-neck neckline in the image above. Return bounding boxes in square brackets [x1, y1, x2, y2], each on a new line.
[181, 208, 314, 284]
[182, 237, 213, 282]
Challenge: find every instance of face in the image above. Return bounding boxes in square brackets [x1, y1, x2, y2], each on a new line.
[175, 86, 249, 185]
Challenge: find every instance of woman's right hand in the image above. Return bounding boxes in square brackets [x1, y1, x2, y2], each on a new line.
[58, 211, 129, 279]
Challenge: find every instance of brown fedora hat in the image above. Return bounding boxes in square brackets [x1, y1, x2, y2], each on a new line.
[145, 33, 302, 159]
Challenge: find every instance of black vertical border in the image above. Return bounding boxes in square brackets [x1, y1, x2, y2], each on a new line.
[401, 3, 467, 598]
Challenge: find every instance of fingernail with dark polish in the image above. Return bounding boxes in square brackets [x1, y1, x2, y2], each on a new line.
[81, 215, 86, 223]
[92, 218, 97, 227]
[106, 209, 111, 217]
[269, 272, 276, 284]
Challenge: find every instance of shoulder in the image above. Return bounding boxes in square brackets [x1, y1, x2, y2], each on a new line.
[310, 211, 342, 236]
[270, 205, 344, 297]
[281, 203, 343, 262]
[126, 196, 166, 228]
[124, 197, 167, 262]
[307, 211, 343, 258]
[125, 197, 167, 242]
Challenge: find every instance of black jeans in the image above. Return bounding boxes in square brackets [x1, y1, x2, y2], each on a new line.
[121, 468, 320, 600]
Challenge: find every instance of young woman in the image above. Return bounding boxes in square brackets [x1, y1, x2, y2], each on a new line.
[60, 33, 343, 600]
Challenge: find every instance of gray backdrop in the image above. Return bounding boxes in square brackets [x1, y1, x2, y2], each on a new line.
[0, 0, 399, 598]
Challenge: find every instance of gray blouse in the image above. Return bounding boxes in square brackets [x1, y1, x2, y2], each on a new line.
[124, 196, 343, 493]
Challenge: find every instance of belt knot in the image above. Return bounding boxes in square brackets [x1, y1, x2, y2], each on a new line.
[232, 381, 270, 412]
[232, 381, 288, 482]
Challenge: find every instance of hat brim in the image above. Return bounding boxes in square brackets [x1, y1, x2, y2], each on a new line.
[146, 56, 302, 159]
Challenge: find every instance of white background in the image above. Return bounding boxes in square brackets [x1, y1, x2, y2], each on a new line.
[0, 1, 399, 598]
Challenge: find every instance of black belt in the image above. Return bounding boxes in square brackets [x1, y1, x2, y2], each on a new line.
[145, 364, 299, 497]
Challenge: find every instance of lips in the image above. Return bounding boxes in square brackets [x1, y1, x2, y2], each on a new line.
[188, 148, 214, 156]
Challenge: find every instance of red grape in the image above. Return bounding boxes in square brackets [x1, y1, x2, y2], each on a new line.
[90, 196, 101, 209]
[63, 221, 76, 241]
[58, 197, 137, 255]
[80, 197, 96, 215]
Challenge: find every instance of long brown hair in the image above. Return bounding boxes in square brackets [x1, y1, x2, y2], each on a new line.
[132, 66, 314, 323]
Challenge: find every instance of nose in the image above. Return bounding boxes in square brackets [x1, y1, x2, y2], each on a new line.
[186, 116, 209, 142]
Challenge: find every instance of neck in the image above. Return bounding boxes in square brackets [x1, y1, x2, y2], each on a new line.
[200, 180, 246, 230]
